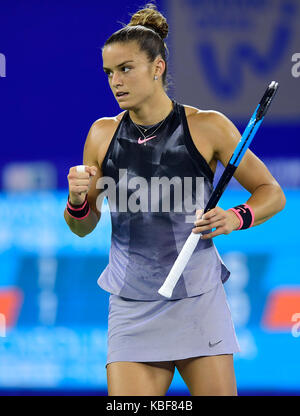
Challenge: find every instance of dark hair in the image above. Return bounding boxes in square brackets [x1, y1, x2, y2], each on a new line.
[102, 2, 172, 91]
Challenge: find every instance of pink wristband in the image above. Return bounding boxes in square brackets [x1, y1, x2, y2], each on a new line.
[243, 203, 255, 228]
[228, 207, 244, 230]
[66, 195, 90, 220]
[67, 197, 88, 211]
[66, 205, 91, 221]
[228, 203, 255, 230]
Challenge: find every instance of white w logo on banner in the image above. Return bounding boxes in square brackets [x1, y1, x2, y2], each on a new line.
[169, 0, 300, 120]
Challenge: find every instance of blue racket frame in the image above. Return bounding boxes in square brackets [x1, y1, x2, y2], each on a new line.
[204, 81, 279, 213]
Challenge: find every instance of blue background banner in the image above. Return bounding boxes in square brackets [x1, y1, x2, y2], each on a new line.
[0, 191, 299, 394]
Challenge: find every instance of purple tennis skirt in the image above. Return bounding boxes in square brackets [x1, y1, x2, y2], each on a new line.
[106, 282, 240, 368]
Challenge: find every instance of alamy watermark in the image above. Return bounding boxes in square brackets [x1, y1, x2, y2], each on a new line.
[0, 53, 6, 77]
[95, 169, 204, 222]
[291, 53, 300, 78]
[291, 312, 300, 338]
[0, 313, 6, 337]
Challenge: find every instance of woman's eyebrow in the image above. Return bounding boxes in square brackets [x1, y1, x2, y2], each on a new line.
[103, 60, 135, 71]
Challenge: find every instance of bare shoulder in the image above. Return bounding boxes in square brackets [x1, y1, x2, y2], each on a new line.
[91, 110, 126, 142]
[93, 110, 126, 127]
[84, 111, 126, 168]
[183, 104, 231, 127]
[181, 104, 239, 171]
[183, 104, 241, 156]
[183, 104, 234, 142]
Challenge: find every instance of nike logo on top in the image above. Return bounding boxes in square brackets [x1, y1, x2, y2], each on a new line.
[138, 136, 157, 144]
[208, 340, 223, 347]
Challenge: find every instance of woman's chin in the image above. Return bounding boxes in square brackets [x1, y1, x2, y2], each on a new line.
[118, 102, 133, 110]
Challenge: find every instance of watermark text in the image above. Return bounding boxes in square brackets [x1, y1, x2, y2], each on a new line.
[291, 312, 300, 338]
[0, 313, 6, 337]
[0, 53, 6, 77]
[95, 169, 205, 222]
[291, 53, 300, 78]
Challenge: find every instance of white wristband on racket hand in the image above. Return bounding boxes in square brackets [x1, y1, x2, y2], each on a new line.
[158, 232, 201, 298]
[76, 165, 86, 173]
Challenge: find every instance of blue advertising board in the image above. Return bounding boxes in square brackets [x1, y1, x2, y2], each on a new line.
[0, 191, 299, 394]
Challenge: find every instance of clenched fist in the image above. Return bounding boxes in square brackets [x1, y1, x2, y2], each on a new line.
[67, 165, 97, 205]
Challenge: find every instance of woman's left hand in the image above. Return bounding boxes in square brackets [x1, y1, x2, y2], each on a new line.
[192, 206, 241, 239]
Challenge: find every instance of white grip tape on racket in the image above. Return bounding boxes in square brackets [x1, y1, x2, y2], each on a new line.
[158, 232, 201, 298]
[76, 165, 86, 173]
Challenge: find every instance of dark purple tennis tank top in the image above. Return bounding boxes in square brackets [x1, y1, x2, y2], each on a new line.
[97, 99, 230, 300]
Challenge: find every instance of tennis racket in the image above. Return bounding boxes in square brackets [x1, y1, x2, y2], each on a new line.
[158, 81, 279, 298]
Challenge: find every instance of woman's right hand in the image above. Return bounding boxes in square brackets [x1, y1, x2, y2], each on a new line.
[67, 165, 98, 205]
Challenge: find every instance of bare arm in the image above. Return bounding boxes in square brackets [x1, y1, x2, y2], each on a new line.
[64, 120, 108, 237]
[193, 111, 286, 238]
[213, 112, 286, 224]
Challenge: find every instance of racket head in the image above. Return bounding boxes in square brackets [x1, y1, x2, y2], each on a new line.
[257, 81, 279, 120]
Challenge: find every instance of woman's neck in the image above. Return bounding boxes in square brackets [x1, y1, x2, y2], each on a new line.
[129, 95, 174, 126]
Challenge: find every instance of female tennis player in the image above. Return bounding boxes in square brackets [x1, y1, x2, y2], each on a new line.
[64, 3, 286, 396]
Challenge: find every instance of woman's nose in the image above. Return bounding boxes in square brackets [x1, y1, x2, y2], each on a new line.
[112, 72, 123, 87]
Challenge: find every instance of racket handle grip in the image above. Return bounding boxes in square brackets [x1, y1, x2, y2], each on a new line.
[158, 232, 201, 298]
[76, 165, 87, 173]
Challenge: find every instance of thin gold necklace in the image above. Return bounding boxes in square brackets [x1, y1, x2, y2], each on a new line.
[130, 104, 174, 146]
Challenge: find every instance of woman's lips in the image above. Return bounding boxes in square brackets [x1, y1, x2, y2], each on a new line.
[116, 93, 129, 100]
